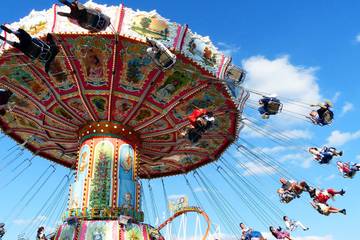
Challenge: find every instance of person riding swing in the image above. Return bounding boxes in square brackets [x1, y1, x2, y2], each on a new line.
[0, 25, 59, 73]
[309, 100, 334, 126]
[180, 107, 215, 144]
[308, 146, 343, 164]
[258, 95, 282, 119]
[277, 178, 310, 203]
[57, 0, 111, 32]
[337, 161, 360, 179]
[146, 38, 177, 71]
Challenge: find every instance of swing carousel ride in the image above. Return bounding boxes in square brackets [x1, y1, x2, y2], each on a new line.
[1, 1, 354, 240]
[0, 1, 248, 239]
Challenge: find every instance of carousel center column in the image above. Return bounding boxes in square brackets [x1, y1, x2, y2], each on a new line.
[65, 121, 143, 222]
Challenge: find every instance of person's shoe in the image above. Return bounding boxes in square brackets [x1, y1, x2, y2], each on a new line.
[340, 189, 346, 196]
[338, 151, 343, 156]
[339, 209, 346, 215]
[304, 227, 310, 231]
[308, 188, 316, 198]
[262, 114, 270, 119]
[303, 182, 310, 191]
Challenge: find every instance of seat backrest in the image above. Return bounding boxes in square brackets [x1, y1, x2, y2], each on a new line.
[25, 39, 44, 59]
[280, 191, 296, 203]
[83, 9, 110, 31]
[156, 50, 176, 70]
[322, 110, 333, 124]
[226, 65, 246, 84]
[146, 39, 176, 70]
[267, 100, 281, 113]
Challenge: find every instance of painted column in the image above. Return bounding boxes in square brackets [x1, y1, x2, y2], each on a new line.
[66, 121, 143, 222]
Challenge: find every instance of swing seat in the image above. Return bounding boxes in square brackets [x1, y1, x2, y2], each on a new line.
[225, 64, 246, 85]
[28, 38, 54, 62]
[310, 110, 333, 126]
[279, 191, 297, 203]
[313, 202, 331, 216]
[81, 9, 111, 32]
[321, 110, 333, 125]
[27, 38, 59, 73]
[146, 38, 176, 71]
[0, 223, 4, 238]
[266, 99, 283, 115]
[25, 39, 44, 59]
[337, 162, 356, 178]
[187, 128, 203, 144]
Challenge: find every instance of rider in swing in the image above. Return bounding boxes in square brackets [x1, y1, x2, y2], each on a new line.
[308, 146, 343, 164]
[308, 100, 334, 126]
[277, 178, 310, 203]
[337, 161, 360, 178]
[0, 25, 59, 73]
[57, 0, 111, 32]
[181, 108, 215, 144]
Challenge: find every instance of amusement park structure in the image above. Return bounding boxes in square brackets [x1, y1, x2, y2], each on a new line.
[0, 1, 248, 239]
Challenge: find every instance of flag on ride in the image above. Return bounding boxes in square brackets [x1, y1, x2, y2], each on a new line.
[168, 195, 189, 213]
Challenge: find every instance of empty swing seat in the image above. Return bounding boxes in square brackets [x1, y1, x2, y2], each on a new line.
[225, 64, 246, 85]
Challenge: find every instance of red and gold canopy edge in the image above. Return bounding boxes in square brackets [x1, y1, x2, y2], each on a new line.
[0, 33, 247, 178]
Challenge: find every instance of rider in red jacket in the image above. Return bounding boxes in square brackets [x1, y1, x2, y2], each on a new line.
[312, 188, 345, 204]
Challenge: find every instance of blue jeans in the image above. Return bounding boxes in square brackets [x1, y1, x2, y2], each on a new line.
[320, 152, 333, 164]
[258, 106, 267, 114]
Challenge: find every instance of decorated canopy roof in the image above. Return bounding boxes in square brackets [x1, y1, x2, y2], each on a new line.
[0, 1, 249, 178]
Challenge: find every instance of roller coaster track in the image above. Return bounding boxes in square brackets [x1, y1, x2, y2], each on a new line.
[157, 206, 211, 240]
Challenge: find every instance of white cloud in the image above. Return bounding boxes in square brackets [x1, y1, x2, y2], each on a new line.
[282, 129, 313, 140]
[260, 233, 333, 240]
[331, 92, 341, 103]
[301, 157, 314, 169]
[207, 232, 333, 240]
[326, 130, 360, 147]
[242, 120, 312, 140]
[217, 42, 240, 56]
[254, 146, 287, 154]
[356, 34, 360, 43]
[215, 233, 329, 240]
[341, 102, 354, 116]
[241, 125, 264, 138]
[279, 153, 313, 168]
[168, 194, 187, 200]
[212, 233, 238, 240]
[241, 161, 277, 176]
[175, 233, 238, 240]
[194, 187, 207, 193]
[280, 153, 305, 162]
[13, 216, 46, 226]
[243, 55, 322, 125]
[295, 235, 333, 240]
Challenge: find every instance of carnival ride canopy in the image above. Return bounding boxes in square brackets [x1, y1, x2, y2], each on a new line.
[0, 1, 248, 178]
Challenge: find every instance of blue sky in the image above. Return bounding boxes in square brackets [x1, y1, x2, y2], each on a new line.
[1, 1, 360, 240]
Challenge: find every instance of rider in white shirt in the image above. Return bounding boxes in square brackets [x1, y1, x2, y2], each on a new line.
[283, 216, 309, 232]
